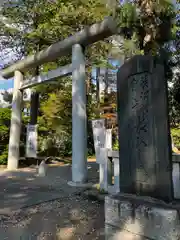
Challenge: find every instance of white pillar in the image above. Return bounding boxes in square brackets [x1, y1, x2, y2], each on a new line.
[72, 44, 87, 183]
[105, 129, 112, 149]
[113, 157, 120, 193]
[99, 148, 108, 191]
[7, 70, 23, 170]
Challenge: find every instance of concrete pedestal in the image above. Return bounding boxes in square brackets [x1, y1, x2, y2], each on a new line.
[105, 194, 180, 240]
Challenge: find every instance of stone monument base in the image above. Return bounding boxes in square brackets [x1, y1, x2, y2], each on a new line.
[105, 193, 180, 240]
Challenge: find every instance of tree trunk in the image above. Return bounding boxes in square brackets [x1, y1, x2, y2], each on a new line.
[104, 65, 109, 115]
[96, 67, 100, 107]
[30, 49, 40, 125]
[30, 88, 39, 125]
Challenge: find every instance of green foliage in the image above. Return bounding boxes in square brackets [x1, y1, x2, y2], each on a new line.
[0, 107, 30, 165]
[113, 137, 119, 151]
[37, 80, 72, 156]
[169, 83, 180, 127]
[0, 0, 112, 159]
[171, 128, 180, 149]
[0, 108, 11, 164]
[0, 0, 111, 67]
[118, 3, 137, 29]
[114, 0, 177, 56]
[0, 0, 179, 162]
[0, 147, 9, 165]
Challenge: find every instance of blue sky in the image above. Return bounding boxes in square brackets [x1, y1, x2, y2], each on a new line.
[0, 62, 14, 90]
[0, 79, 13, 90]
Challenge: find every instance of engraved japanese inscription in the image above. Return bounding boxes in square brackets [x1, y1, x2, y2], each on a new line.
[117, 56, 173, 201]
[127, 73, 155, 188]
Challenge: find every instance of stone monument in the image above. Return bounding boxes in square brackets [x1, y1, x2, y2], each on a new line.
[105, 56, 180, 240]
[117, 55, 173, 201]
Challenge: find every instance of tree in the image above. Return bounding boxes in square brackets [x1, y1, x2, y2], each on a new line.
[1, 0, 179, 157]
[0, 0, 112, 67]
[38, 78, 72, 156]
[0, 108, 11, 164]
[0, 0, 114, 158]
[2, 90, 13, 104]
[166, 7, 180, 128]
[0, 107, 28, 164]
[116, 1, 176, 54]
[106, 1, 179, 149]
[0, 90, 12, 108]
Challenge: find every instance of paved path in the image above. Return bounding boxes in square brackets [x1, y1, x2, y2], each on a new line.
[0, 162, 104, 239]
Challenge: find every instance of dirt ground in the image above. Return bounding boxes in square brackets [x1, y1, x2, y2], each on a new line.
[0, 162, 105, 239]
[0, 194, 105, 240]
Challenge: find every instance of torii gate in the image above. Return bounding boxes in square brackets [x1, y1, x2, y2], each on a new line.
[0, 17, 117, 185]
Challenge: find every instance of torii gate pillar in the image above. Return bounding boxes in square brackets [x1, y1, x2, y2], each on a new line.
[7, 70, 23, 170]
[71, 44, 87, 184]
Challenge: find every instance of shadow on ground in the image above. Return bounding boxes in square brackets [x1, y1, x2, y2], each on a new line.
[0, 162, 104, 239]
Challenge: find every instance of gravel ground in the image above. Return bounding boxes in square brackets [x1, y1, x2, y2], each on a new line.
[0, 195, 104, 240]
[0, 163, 104, 239]
[0, 192, 105, 240]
